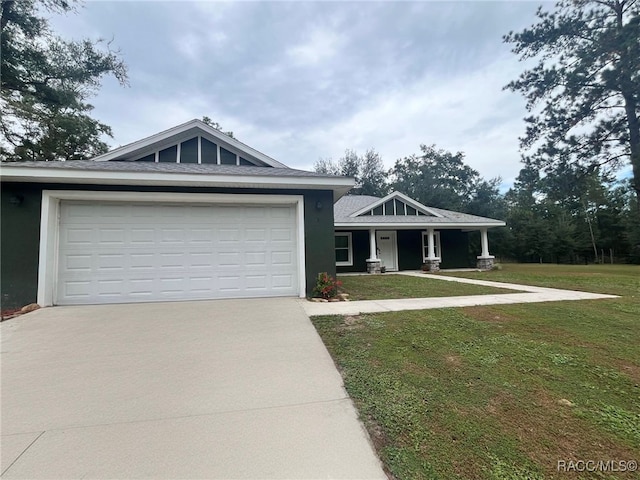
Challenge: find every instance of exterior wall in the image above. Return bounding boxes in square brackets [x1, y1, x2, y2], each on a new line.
[302, 190, 336, 291]
[397, 230, 423, 270]
[440, 229, 471, 269]
[333, 228, 473, 274]
[1, 184, 42, 309]
[336, 230, 369, 273]
[0, 182, 335, 308]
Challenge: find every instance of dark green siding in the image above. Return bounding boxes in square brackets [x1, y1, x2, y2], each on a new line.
[220, 147, 236, 165]
[0, 183, 335, 308]
[336, 230, 369, 273]
[179, 138, 199, 164]
[303, 190, 336, 290]
[335, 228, 472, 274]
[201, 138, 218, 164]
[440, 229, 471, 269]
[397, 230, 423, 270]
[158, 146, 177, 162]
[1, 184, 42, 309]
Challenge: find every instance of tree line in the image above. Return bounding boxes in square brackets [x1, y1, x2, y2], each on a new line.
[316, 146, 640, 264]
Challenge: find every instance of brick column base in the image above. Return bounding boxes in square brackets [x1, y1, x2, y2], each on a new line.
[422, 259, 440, 272]
[476, 256, 495, 270]
[366, 260, 382, 274]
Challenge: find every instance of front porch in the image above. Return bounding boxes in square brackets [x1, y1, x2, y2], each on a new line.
[335, 228, 496, 274]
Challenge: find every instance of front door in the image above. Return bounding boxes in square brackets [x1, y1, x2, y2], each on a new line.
[376, 231, 398, 271]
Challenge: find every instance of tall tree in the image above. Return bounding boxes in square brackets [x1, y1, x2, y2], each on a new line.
[1, 0, 128, 161]
[504, 0, 640, 209]
[314, 148, 389, 197]
[390, 145, 480, 211]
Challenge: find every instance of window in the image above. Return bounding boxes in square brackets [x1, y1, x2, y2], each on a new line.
[335, 232, 353, 266]
[421, 231, 441, 260]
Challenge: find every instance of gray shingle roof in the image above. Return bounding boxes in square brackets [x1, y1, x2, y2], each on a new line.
[2, 160, 341, 179]
[334, 194, 504, 226]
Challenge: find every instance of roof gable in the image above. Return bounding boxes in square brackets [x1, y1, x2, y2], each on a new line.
[91, 119, 287, 168]
[350, 191, 443, 218]
[334, 192, 506, 228]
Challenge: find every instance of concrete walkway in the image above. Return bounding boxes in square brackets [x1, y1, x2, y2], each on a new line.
[301, 271, 618, 316]
[1, 298, 385, 479]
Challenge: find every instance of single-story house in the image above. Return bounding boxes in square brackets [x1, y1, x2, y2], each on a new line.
[333, 191, 505, 273]
[1, 120, 505, 309]
[1, 119, 353, 308]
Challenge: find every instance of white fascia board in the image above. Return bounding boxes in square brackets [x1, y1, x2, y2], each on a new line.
[1, 167, 355, 196]
[334, 221, 506, 229]
[91, 119, 287, 168]
[348, 190, 444, 218]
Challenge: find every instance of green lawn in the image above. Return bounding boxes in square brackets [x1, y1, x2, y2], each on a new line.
[338, 274, 521, 300]
[442, 264, 640, 296]
[313, 264, 640, 479]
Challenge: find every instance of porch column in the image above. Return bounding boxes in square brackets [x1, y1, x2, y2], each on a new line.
[367, 228, 377, 261]
[476, 227, 495, 270]
[366, 228, 381, 274]
[480, 228, 490, 257]
[426, 228, 436, 259]
[423, 227, 440, 272]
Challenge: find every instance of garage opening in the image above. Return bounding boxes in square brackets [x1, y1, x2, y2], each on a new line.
[55, 200, 300, 305]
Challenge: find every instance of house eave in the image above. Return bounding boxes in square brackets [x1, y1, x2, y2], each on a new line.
[334, 221, 506, 229]
[1, 167, 355, 198]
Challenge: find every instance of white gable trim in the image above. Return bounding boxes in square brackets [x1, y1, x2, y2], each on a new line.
[349, 191, 444, 218]
[91, 119, 287, 168]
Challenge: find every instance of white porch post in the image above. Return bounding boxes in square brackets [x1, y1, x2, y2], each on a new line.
[427, 228, 436, 259]
[368, 228, 377, 260]
[477, 227, 495, 270]
[423, 227, 440, 272]
[480, 228, 490, 257]
[366, 228, 381, 273]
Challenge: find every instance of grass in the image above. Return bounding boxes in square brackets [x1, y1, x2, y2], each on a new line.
[312, 264, 640, 479]
[338, 274, 521, 300]
[442, 264, 640, 297]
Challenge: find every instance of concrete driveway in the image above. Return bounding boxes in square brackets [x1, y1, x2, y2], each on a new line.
[1, 298, 385, 479]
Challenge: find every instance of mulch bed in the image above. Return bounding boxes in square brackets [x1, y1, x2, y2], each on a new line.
[1, 308, 25, 322]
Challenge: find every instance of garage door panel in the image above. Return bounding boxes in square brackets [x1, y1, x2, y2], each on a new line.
[271, 251, 293, 266]
[56, 201, 299, 305]
[64, 227, 94, 246]
[272, 274, 294, 289]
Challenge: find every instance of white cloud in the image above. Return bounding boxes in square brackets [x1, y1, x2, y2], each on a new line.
[287, 28, 345, 66]
[294, 54, 528, 182]
[47, 0, 540, 189]
[175, 31, 228, 61]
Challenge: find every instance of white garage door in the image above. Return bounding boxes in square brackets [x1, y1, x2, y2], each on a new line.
[56, 201, 299, 305]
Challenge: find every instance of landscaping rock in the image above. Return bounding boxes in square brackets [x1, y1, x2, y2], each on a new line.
[337, 293, 350, 300]
[20, 303, 40, 313]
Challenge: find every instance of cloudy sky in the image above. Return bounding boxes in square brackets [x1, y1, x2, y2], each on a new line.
[50, 1, 549, 188]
